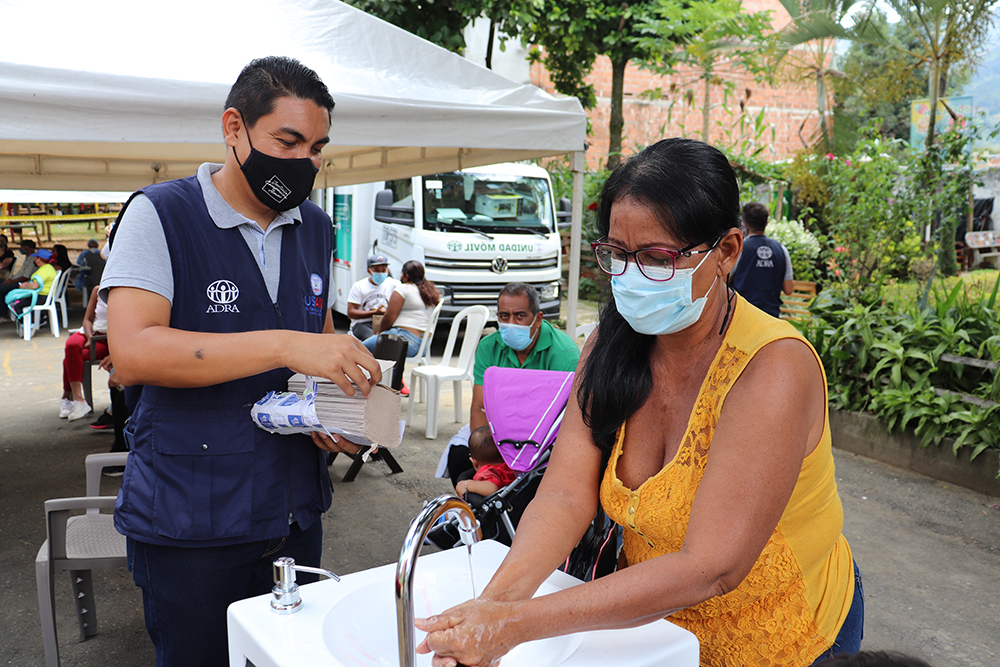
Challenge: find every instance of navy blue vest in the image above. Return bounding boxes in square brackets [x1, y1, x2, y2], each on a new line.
[731, 235, 788, 318]
[114, 175, 334, 547]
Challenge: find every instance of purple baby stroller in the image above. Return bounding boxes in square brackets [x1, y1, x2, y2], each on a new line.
[427, 367, 618, 582]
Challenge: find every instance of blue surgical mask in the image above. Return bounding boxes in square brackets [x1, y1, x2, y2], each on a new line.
[499, 322, 535, 351]
[611, 250, 717, 335]
[371, 271, 387, 285]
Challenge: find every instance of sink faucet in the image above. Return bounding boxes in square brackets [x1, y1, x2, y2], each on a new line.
[396, 494, 481, 667]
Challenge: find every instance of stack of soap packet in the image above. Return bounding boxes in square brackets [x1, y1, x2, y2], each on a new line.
[286, 366, 402, 448]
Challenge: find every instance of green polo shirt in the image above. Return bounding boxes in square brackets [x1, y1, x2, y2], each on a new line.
[474, 319, 581, 385]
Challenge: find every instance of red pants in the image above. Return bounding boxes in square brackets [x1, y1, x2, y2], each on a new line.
[63, 331, 109, 392]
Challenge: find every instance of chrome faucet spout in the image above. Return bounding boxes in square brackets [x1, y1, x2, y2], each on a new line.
[396, 494, 481, 667]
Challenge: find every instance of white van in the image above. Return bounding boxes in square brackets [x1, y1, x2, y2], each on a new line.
[323, 162, 562, 322]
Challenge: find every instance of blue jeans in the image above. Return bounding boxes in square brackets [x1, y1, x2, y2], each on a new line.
[809, 561, 865, 665]
[127, 520, 323, 667]
[362, 327, 422, 357]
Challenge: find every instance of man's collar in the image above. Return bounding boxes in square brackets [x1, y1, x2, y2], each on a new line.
[198, 162, 302, 230]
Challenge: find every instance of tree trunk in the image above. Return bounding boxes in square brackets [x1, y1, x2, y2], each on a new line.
[925, 60, 941, 152]
[605, 56, 628, 171]
[816, 71, 831, 152]
[702, 60, 713, 142]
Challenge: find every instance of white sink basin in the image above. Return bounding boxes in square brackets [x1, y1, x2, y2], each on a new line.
[322, 559, 582, 667]
[228, 540, 699, 667]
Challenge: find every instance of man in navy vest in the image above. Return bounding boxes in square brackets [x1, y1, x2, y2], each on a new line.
[101, 57, 382, 667]
[730, 202, 794, 318]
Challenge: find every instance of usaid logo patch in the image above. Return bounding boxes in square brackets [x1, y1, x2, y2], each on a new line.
[756, 246, 774, 260]
[447, 241, 463, 252]
[206, 280, 241, 313]
[304, 273, 325, 318]
[262, 175, 291, 203]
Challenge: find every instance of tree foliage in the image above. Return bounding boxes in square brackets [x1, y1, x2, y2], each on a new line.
[509, 0, 662, 169]
[833, 13, 930, 139]
[345, 0, 487, 54]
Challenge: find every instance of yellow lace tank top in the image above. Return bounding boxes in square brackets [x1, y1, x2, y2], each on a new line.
[599, 297, 854, 666]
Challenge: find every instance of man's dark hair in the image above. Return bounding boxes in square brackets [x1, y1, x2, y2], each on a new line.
[817, 650, 933, 667]
[499, 282, 540, 316]
[0, 233, 7, 244]
[225, 56, 335, 128]
[742, 201, 769, 233]
[20, 239, 36, 252]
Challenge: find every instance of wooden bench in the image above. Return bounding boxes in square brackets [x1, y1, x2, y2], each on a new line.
[964, 231, 1000, 270]
[780, 280, 817, 321]
[936, 353, 998, 408]
[1, 221, 41, 243]
[0, 213, 118, 242]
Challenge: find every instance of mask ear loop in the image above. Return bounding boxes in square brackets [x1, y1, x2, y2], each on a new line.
[719, 270, 735, 336]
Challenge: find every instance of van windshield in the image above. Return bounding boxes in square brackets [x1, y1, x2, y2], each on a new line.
[422, 171, 554, 234]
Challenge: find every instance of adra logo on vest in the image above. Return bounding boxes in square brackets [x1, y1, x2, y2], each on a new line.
[206, 280, 241, 313]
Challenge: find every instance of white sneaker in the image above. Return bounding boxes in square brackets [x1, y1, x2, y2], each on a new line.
[67, 401, 93, 422]
[59, 398, 73, 418]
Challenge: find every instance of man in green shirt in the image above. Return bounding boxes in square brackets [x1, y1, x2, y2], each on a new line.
[437, 282, 580, 486]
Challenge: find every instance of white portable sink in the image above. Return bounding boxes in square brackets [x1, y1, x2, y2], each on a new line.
[227, 540, 699, 667]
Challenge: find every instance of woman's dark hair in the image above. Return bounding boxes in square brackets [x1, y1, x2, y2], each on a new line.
[51, 244, 72, 271]
[225, 56, 335, 128]
[401, 260, 440, 308]
[578, 138, 741, 464]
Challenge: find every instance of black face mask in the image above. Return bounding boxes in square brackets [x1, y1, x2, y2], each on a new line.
[234, 119, 319, 212]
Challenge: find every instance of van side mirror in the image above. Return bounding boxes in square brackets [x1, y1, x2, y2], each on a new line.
[556, 197, 572, 229]
[374, 189, 415, 226]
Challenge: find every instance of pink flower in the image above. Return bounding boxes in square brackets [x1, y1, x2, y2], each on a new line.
[834, 269, 842, 277]
[845, 160, 852, 166]
[825, 153, 835, 159]
[834, 246, 849, 253]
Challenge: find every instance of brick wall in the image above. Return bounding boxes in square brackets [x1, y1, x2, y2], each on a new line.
[529, 0, 829, 169]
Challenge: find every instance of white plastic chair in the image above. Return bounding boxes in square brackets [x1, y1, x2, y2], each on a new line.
[410, 301, 443, 404]
[407, 304, 489, 439]
[575, 321, 597, 341]
[15, 270, 67, 341]
[35, 452, 128, 667]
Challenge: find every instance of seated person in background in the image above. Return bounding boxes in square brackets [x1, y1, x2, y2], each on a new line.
[3, 248, 57, 316]
[0, 233, 15, 280]
[74, 238, 106, 292]
[437, 282, 580, 487]
[59, 285, 109, 422]
[1, 239, 38, 288]
[347, 253, 399, 340]
[730, 201, 793, 318]
[455, 426, 517, 499]
[51, 243, 73, 272]
[362, 260, 439, 357]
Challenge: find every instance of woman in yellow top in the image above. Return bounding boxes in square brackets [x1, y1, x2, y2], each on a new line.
[416, 138, 862, 667]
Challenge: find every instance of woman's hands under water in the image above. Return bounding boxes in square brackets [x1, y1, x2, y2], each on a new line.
[415, 598, 523, 667]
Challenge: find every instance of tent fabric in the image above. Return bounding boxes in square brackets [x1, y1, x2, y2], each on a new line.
[0, 0, 586, 191]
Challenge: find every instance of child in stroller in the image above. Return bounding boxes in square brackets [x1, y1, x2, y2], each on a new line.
[454, 427, 517, 499]
[426, 368, 617, 583]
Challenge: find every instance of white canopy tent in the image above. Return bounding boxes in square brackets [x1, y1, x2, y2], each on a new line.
[0, 0, 589, 331]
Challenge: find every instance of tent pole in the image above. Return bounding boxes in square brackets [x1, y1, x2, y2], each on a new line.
[567, 150, 585, 337]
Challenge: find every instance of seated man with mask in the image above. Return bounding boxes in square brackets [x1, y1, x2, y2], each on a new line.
[436, 282, 580, 487]
[346, 253, 400, 339]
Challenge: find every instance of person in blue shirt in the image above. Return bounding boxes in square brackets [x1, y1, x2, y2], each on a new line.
[730, 202, 794, 317]
[101, 56, 381, 667]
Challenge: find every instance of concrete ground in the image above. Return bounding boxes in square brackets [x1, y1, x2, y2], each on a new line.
[1, 296, 997, 667]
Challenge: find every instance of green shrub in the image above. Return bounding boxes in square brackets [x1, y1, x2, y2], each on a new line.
[767, 219, 821, 282]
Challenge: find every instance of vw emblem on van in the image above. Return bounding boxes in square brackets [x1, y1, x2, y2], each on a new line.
[491, 256, 508, 274]
[447, 241, 463, 252]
